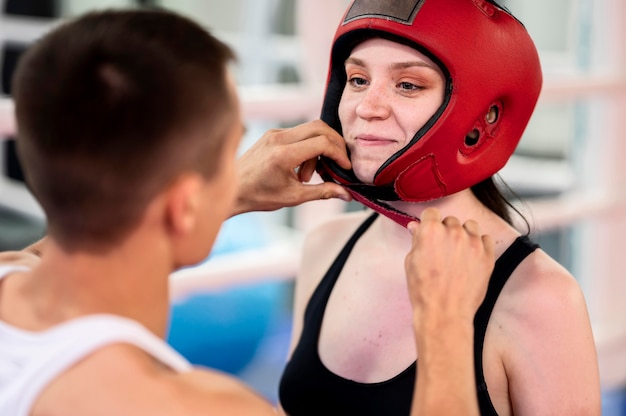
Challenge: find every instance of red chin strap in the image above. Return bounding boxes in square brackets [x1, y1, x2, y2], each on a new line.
[317, 0, 542, 226]
[347, 188, 419, 227]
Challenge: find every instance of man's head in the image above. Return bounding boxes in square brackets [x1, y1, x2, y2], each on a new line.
[13, 9, 239, 253]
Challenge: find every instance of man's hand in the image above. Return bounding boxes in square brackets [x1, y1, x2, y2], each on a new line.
[231, 120, 352, 216]
[404, 208, 495, 416]
[404, 207, 495, 333]
[0, 237, 46, 268]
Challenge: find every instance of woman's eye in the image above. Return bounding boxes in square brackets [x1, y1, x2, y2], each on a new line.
[348, 77, 368, 87]
[398, 81, 420, 91]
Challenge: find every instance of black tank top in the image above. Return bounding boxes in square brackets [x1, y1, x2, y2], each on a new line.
[279, 213, 538, 415]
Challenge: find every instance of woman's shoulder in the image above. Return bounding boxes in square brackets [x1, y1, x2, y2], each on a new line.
[304, 210, 374, 250]
[500, 244, 590, 333]
[493, 242, 600, 414]
[508, 246, 582, 301]
[297, 210, 373, 288]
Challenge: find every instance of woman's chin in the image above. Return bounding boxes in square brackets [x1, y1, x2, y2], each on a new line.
[351, 166, 378, 185]
[353, 172, 375, 185]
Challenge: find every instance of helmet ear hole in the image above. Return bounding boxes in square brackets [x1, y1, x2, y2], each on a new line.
[486, 105, 499, 124]
[465, 129, 480, 146]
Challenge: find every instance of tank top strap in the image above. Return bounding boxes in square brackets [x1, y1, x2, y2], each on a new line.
[302, 212, 379, 330]
[474, 235, 539, 415]
[0, 265, 30, 280]
[0, 314, 191, 416]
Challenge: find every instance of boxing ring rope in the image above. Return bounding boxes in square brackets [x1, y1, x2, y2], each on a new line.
[0, 98, 15, 138]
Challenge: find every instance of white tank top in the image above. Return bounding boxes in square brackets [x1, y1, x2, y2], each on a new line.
[0, 265, 192, 416]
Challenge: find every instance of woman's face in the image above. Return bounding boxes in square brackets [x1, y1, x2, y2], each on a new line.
[338, 37, 446, 184]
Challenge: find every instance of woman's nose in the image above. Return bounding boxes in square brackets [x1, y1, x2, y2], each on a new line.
[355, 84, 391, 120]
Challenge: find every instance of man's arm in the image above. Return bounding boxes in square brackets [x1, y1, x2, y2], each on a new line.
[231, 120, 352, 216]
[2, 120, 350, 265]
[404, 208, 495, 416]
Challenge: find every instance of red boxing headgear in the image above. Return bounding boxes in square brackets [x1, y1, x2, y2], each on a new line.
[317, 0, 543, 226]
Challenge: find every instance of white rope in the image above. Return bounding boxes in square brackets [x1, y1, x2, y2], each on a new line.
[0, 97, 15, 138]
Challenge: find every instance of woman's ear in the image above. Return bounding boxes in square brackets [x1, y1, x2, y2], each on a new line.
[164, 173, 204, 237]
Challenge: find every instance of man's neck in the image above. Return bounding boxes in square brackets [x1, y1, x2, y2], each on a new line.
[15, 235, 173, 338]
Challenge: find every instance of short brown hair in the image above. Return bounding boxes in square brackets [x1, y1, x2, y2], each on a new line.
[13, 9, 236, 251]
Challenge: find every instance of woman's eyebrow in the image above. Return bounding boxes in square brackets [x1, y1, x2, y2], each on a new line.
[345, 57, 366, 67]
[345, 56, 436, 71]
[390, 61, 436, 71]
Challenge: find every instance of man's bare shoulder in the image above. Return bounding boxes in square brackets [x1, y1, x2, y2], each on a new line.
[32, 343, 275, 416]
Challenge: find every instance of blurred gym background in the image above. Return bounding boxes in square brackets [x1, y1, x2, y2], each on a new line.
[1, 0, 625, 413]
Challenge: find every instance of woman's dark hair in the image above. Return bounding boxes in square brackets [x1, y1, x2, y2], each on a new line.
[471, 177, 529, 233]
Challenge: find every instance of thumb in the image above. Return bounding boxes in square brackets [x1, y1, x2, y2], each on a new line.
[303, 182, 352, 202]
[406, 221, 420, 235]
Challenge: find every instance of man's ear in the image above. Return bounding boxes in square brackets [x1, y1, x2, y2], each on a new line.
[164, 173, 204, 236]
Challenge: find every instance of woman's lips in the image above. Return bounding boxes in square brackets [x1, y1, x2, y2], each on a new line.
[355, 135, 397, 146]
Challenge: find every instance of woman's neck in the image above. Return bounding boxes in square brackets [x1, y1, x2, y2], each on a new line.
[381, 189, 521, 257]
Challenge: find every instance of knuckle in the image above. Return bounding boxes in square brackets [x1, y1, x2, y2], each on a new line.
[282, 190, 301, 207]
[311, 119, 324, 128]
[465, 219, 478, 228]
[267, 149, 289, 168]
[319, 192, 333, 200]
[448, 222, 464, 235]
[265, 129, 285, 144]
[404, 255, 416, 272]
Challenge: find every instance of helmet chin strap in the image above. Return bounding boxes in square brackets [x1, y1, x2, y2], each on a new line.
[317, 159, 419, 227]
[348, 189, 420, 227]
